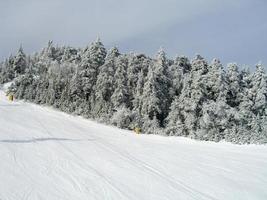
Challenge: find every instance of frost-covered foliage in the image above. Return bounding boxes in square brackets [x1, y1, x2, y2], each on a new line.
[1, 39, 266, 144]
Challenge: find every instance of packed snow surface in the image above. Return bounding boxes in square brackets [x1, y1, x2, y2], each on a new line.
[0, 89, 267, 200]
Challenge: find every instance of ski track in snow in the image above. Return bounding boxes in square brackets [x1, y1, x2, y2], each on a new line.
[0, 90, 267, 200]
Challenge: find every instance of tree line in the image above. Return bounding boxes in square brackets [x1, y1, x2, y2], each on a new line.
[1, 38, 266, 144]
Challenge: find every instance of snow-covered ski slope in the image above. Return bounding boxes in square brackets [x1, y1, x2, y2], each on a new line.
[0, 90, 267, 200]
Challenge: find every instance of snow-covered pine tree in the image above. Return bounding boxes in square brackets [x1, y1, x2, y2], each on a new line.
[198, 58, 230, 141]
[76, 37, 107, 116]
[169, 55, 190, 97]
[225, 64, 266, 144]
[111, 106, 132, 129]
[40, 40, 56, 61]
[34, 41, 58, 76]
[45, 62, 59, 106]
[34, 72, 49, 105]
[60, 47, 79, 63]
[69, 68, 84, 114]
[129, 55, 151, 127]
[166, 54, 209, 138]
[251, 63, 267, 116]
[259, 115, 267, 143]
[141, 49, 170, 130]
[109, 54, 133, 128]
[94, 47, 120, 119]
[240, 63, 267, 143]
[111, 54, 129, 110]
[142, 116, 161, 135]
[232, 67, 255, 143]
[223, 63, 244, 141]
[240, 67, 252, 91]
[0, 56, 15, 83]
[205, 58, 227, 101]
[53, 61, 75, 112]
[226, 63, 242, 108]
[141, 67, 162, 132]
[13, 62, 35, 100]
[51, 64, 67, 108]
[129, 67, 150, 129]
[127, 54, 149, 108]
[13, 46, 27, 77]
[133, 70, 145, 115]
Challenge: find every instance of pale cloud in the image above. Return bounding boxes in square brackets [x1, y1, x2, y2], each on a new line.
[0, 0, 266, 66]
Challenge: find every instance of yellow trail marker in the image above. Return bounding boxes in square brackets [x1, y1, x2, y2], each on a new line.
[134, 127, 141, 134]
[8, 95, 14, 101]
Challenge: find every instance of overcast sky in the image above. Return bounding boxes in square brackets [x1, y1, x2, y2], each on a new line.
[0, 0, 266, 67]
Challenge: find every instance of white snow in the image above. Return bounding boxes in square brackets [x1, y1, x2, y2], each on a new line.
[0, 89, 267, 200]
[1, 81, 13, 92]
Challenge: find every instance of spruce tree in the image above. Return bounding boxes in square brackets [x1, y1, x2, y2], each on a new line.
[226, 63, 242, 107]
[198, 59, 229, 141]
[76, 38, 107, 116]
[251, 63, 267, 116]
[13, 46, 27, 76]
[94, 47, 120, 118]
[169, 55, 190, 97]
[141, 48, 170, 127]
[167, 55, 208, 138]
[111, 55, 129, 109]
[127, 54, 149, 108]
[0, 56, 15, 83]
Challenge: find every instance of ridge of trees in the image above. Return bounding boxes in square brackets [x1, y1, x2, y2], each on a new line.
[1, 39, 266, 144]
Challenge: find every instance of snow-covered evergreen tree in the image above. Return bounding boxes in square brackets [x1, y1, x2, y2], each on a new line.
[76, 38, 107, 116]
[226, 63, 242, 107]
[13, 66, 35, 100]
[132, 70, 145, 115]
[13, 46, 27, 76]
[197, 59, 230, 141]
[169, 55, 190, 97]
[111, 107, 132, 129]
[251, 63, 267, 116]
[60, 47, 79, 63]
[141, 67, 162, 122]
[40, 40, 56, 61]
[141, 49, 170, 127]
[127, 54, 149, 108]
[176, 55, 208, 138]
[142, 116, 161, 135]
[111, 55, 129, 109]
[0, 56, 15, 83]
[94, 47, 120, 118]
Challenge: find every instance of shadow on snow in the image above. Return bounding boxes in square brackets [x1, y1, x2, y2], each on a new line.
[0, 137, 94, 143]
